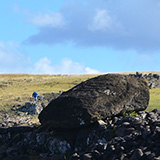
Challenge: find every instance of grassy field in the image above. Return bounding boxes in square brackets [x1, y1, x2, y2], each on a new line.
[0, 74, 97, 111]
[0, 72, 159, 112]
[148, 87, 160, 111]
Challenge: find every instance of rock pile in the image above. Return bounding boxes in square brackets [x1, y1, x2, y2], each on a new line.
[0, 92, 61, 128]
[11, 102, 43, 116]
[0, 110, 159, 159]
[0, 73, 159, 160]
[71, 109, 160, 160]
[17, 102, 43, 115]
[0, 116, 32, 128]
[129, 72, 160, 89]
[129, 72, 160, 80]
[39, 74, 149, 129]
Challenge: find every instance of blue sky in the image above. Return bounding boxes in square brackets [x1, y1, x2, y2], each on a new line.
[1, 0, 160, 74]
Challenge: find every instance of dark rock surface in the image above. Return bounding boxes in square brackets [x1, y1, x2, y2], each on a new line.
[0, 110, 160, 159]
[39, 74, 149, 129]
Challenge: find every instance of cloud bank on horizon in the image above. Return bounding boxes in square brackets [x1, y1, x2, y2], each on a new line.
[34, 57, 99, 75]
[26, 0, 160, 52]
[0, 41, 99, 74]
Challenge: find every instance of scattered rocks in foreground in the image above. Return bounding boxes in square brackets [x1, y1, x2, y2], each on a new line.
[0, 109, 160, 159]
[39, 74, 149, 129]
[13, 102, 43, 115]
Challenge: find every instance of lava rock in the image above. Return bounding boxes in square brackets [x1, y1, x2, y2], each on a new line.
[39, 74, 149, 129]
[18, 102, 43, 115]
[0, 110, 160, 159]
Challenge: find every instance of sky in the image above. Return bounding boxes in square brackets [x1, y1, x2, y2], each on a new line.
[1, 0, 160, 74]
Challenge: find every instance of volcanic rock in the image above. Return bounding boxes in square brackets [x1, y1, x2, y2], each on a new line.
[1, 109, 160, 159]
[39, 74, 149, 129]
[17, 102, 43, 115]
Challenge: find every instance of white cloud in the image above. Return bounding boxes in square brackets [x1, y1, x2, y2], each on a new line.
[88, 9, 113, 32]
[85, 67, 99, 74]
[58, 58, 85, 74]
[0, 42, 100, 74]
[30, 12, 65, 28]
[33, 57, 100, 74]
[34, 57, 54, 74]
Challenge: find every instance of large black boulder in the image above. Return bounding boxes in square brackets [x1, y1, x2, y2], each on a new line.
[38, 74, 149, 129]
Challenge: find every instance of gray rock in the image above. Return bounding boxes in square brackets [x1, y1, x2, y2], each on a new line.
[131, 148, 143, 160]
[91, 150, 101, 159]
[39, 74, 149, 129]
[83, 153, 92, 160]
[37, 95, 44, 101]
[0, 109, 160, 159]
[122, 122, 130, 127]
[18, 102, 43, 115]
[69, 153, 80, 160]
[48, 138, 71, 154]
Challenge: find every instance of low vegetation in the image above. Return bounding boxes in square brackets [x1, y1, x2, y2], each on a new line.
[0, 72, 159, 112]
[148, 87, 160, 111]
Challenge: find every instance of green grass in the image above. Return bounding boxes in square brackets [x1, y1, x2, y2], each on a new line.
[148, 87, 160, 111]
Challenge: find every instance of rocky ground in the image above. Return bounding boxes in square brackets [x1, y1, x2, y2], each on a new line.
[0, 109, 159, 160]
[0, 92, 61, 128]
[0, 73, 160, 160]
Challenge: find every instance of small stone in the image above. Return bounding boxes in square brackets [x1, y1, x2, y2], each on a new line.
[110, 145, 115, 151]
[152, 109, 160, 115]
[97, 120, 107, 129]
[119, 153, 127, 160]
[122, 122, 130, 127]
[126, 127, 135, 133]
[155, 156, 160, 160]
[131, 148, 143, 160]
[123, 135, 132, 141]
[144, 151, 151, 156]
[69, 153, 80, 160]
[91, 150, 100, 159]
[96, 142, 107, 152]
[133, 119, 142, 125]
[83, 153, 92, 160]
[112, 117, 119, 124]
[155, 126, 160, 133]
